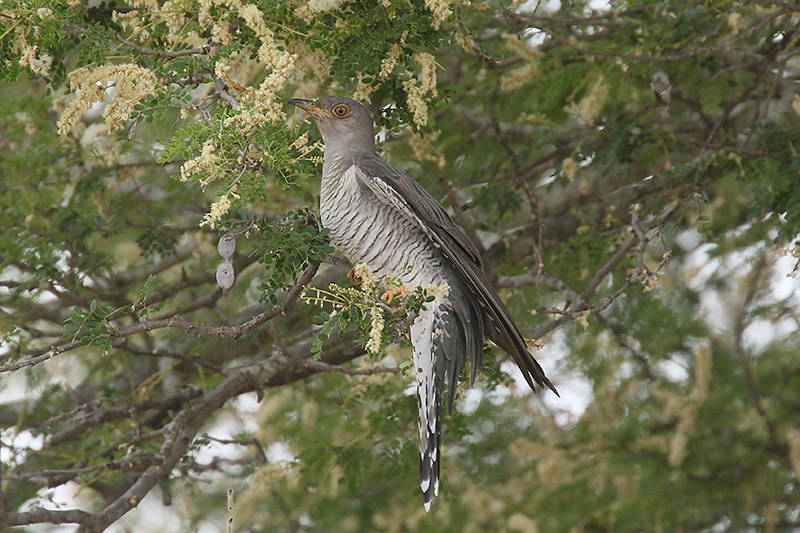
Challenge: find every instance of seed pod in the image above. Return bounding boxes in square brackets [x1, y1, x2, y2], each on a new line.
[217, 234, 236, 259]
[216, 259, 235, 292]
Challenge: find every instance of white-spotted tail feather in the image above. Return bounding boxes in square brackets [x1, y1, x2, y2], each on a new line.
[412, 293, 483, 510]
[411, 305, 439, 511]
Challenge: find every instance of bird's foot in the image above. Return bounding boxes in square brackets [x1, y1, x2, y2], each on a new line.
[381, 285, 407, 311]
[347, 268, 363, 285]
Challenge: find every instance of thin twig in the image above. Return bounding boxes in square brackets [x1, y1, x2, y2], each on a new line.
[117, 34, 212, 59]
[284, 357, 399, 377]
[733, 253, 775, 438]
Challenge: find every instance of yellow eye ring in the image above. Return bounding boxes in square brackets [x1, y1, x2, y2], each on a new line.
[332, 104, 350, 118]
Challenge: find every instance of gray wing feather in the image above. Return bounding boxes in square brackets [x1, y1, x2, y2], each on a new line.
[353, 154, 557, 396]
[353, 156, 482, 265]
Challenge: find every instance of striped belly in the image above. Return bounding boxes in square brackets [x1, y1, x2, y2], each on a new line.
[320, 168, 446, 288]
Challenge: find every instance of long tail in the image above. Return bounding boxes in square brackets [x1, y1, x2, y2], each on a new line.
[411, 304, 441, 511]
[411, 290, 483, 510]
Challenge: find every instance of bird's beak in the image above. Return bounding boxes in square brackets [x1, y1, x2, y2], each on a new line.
[288, 98, 330, 119]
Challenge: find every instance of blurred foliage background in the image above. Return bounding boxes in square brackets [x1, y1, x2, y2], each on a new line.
[2, 0, 800, 531]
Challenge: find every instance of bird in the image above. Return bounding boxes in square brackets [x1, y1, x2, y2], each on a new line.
[288, 96, 558, 510]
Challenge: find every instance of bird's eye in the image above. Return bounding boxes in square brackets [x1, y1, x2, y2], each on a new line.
[332, 104, 350, 118]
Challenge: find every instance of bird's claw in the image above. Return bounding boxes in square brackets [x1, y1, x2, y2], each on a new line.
[348, 268, 363, 285]
[381, 285, 407, 311]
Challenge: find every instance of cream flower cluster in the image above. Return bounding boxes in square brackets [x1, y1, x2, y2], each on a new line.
[353, 264, 384, 354]
[296, 0, 346, 22]
[239, 5, 281, 64]
[200, 194, 232, 229]
[57, 64, 157, 136]
[403, 52, 438, 129]
[500, 34, 541, 92]
[365, 304, 385, 355]
[353, 263, 378, 293]
[253, 52, 297, 122]
[424, 0, 452, 29]
[112, 10, 145, 38]
[424, 282, 450, 300]
[18, 44, 52, 78]
[180, 140, 219, 184]
[111, 0, 188, 44]
[561, 157, 577, 182]
[197, 0, 236, 43]
[653, 343, 712, 467]
[8, 5, 59, 80]
[565, 75, 610, 125]
[500, 63, 540, 92]
[291, 131, 323, 157]
[408, 132, 446, 170]
[353, 73, 376, 102]
[454, 28, 474, 54]
[127, 0, 159, 10]
[159, 1, 189, 44]
[215, 4, 298, 125]
[380, 41, 405, 80]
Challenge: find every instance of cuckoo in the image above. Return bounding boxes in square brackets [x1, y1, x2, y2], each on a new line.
[289, 96, 557, 510]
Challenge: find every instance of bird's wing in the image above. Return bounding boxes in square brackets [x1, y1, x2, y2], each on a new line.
[352, 154, 557, 395]
[353, 155, 483, 266]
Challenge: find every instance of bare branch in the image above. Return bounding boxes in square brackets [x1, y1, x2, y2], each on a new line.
[733, 253, 775, 437]
[323, 254, 352, 270]
[278, 356, 399, 377]
[595, 314, 657, 382]
[0, 262, 320, 374]
[120, 343, 225, 374]
[202, 434, 269, 464]
[117, 34, 212, 59]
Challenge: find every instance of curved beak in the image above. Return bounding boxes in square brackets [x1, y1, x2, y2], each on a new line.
[288, 98, 330, 119]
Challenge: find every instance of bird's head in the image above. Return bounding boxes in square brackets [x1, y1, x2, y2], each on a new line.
[288, 96, 376, 155]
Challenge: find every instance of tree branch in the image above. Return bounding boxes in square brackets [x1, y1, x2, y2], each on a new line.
[117, 34, 212, 59]
[0, 262, 320, 374]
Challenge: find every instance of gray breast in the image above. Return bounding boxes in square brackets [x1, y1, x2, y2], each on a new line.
[320, 164, 446, 288]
